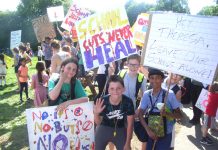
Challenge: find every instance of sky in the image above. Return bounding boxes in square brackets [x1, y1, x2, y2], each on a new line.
[0, 0, 216, 15]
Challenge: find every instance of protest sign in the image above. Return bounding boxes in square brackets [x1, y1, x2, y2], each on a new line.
[26, 102, 94, 150]
[32, 15, 56, 42]
[47, 6, 65, 22]
[142, 13, 218, 84]
[61, 3, 91, 31]
[10, 30, 21, 49]
[76, 7, 137, 71]
[132, 13, 150, 47]
[195, 89, 218, 119]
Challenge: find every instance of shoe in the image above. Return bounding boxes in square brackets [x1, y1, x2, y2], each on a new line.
[189, 119, 200, 125]
[19, 100, 23, 104]
[200, 137, 213, 145]
[27, 98, 31, 101]
[205, 136, 213, 143]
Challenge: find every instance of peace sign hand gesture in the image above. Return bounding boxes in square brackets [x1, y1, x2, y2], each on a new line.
[94, 98, 105, 115]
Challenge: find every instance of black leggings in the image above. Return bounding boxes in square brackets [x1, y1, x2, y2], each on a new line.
[20, 82, 28, 100]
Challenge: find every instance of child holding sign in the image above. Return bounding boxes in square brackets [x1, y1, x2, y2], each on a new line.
[200, 82, 218, 145]
[94, 75, 134, 150]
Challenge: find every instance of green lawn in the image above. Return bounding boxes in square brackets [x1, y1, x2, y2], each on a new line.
[0, 57, 37, 150]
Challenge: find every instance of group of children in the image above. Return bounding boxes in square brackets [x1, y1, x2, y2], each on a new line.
[1, 38, 217, 149]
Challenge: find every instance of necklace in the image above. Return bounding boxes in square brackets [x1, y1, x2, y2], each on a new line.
[109, 97, 122, 137]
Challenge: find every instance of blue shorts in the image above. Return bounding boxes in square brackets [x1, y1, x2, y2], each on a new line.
[147, 133, 172, 150]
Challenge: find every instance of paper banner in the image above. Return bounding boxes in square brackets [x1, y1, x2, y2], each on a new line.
[32, 15, 56, 42]
[26, 102, 94, 150]
[47, 6, 65, 22]
[75, 7, 137, 71]
[10, 30, 21, 49]
[142, 13, 218, 84]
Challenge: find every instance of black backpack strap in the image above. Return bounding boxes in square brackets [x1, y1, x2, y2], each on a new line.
[162, 89, 167, 136]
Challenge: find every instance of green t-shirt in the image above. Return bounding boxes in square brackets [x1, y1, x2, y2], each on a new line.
[48, 76, 87, 105]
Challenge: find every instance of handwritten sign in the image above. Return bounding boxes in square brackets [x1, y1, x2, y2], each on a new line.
[143, 13, 218, 84]
[75, 7, 137, 71]
[47, 6, 65, 22]
[132, 13, 150, 47]
[10, 30, 21, 49]
[32, 15, 56, 42]
[61, 3, 91, 31]
[195, 89, 218, 119]
[26, 102, 94, 150]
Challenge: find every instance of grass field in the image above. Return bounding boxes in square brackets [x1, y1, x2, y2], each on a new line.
[0, 57, 37, 150]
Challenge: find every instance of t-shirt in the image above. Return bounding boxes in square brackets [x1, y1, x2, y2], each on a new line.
[100, 95, 135, 128]
[139, 88, 181, 134]
[18, 65, 28, 82]
[122, 72, 147, 109]
[205, 92, 218, 117]
[48, 74, 87, 105]
[42, 42, 52, 60]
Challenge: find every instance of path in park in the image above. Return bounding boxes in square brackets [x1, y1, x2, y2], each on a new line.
[112, 104, 218, 150]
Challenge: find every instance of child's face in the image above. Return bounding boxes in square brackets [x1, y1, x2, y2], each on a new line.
[21, 60, 26, 66]
[127, 59, 140, 75]
[149, 75, 163, 89]
[62, 63, 77, 79]
[108, 82, 125, 99]
[171, 74, 182, 84]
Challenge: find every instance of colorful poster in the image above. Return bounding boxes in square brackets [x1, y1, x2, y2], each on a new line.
[26, 102, 94, 150]
[132, 13, 150, 47]
[142, 13, 218, 84]
[61, 3, 91, 31]
[47, 6, 65, 22]
[10, 30, 21, 49]
[195, 89, 218, 119]
[75, 7, 137, 71]
[32, 15, 56, 42]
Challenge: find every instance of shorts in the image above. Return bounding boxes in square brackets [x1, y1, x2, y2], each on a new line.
[134, 119, 148, 142]
[203, 114, 215, 128]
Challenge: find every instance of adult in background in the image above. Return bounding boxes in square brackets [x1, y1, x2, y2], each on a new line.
[189, 80, 204, 125]
[42, 37, 52, 69]
[50, 40, 70, 75]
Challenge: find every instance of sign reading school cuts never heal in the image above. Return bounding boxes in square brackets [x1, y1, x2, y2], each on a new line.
[143, 13, 218, 84]
[75, 7, 137, 71]
[26, 102, 94, 150]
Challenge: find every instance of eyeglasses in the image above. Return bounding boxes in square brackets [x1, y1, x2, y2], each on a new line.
[128, 63, 140, 68]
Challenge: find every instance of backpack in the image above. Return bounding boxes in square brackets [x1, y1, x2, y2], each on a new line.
[118, 69, 144, 103]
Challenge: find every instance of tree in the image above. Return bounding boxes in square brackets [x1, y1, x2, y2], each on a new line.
[125, 0, 155, 26]
[155, 0, 190, 13]
[198, 5, 218, 16]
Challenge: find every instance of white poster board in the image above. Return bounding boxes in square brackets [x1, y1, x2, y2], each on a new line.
[143, 13, 218, 84]
[195, 89, 218, 119]
[10, 30, 21, 49]
[26, 102, 94, 150]
[61, 3, 91, 31]
[75, 7, 137, 71]
[47, 6, 65, 22]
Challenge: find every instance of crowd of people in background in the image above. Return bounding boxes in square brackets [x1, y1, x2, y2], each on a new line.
[0, 26, 217, 150]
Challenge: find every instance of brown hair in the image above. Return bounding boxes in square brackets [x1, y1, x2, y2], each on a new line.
[208, 82, 218, 93]
[62, 45, 71, 53]
[51, 40, 60, 50]
[127, 54, 141, 63]
[108, 75, 124, 87]
[36, 61, 45, 84]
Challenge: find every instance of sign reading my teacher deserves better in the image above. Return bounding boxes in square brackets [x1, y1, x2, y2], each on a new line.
[143, 13, 218, 84]
[26, 102, 94, 150]
[75, 7, 137, 71]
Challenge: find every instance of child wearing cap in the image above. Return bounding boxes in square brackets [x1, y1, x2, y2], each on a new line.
[138, 68, 183, 150]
